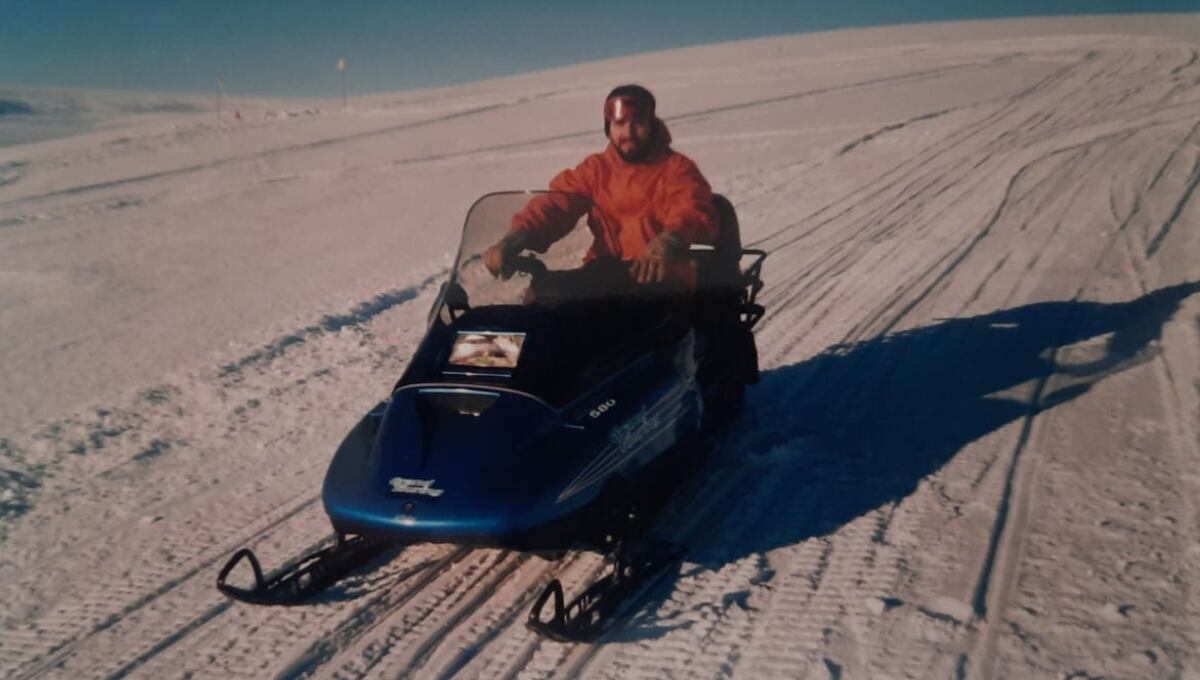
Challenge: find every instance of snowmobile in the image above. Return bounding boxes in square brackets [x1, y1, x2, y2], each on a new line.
[216, 191, 766, 641]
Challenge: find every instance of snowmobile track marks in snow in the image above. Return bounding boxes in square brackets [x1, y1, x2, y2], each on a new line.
[4, 28, 1200, 679]
[266, 545, 472, 680]
[2, 492, 328, 680]
[109, 542, 458, 680]
[313, 550, 532, 679]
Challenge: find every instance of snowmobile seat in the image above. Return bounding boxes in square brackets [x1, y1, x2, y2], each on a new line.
[711, 194, 743, 258]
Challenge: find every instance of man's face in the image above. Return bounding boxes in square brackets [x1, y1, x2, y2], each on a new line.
[609, 115, 654, 162]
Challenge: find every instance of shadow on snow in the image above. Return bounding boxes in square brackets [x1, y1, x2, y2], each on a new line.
[618, 280, 1200, 641]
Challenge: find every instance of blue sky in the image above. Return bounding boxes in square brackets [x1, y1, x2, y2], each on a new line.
[1, 1, 1195, 96]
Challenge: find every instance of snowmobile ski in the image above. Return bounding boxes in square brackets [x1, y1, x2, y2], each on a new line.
[527, 539, 684, 642]
[217, 534, 388, 606]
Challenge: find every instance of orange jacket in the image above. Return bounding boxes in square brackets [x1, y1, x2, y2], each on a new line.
[511, 120, 717, 278]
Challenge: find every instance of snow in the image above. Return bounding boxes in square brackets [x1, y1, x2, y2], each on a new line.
[2, 13, 1200, 679]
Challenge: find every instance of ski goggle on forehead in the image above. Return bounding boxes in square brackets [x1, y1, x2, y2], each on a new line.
[604, 96, 653, 124]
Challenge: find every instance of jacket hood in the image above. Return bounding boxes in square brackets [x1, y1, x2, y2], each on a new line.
[653, 117, 672, 149]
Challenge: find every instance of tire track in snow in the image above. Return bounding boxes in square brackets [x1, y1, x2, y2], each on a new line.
[387, 552, 557, 679]
[0, 279, 438, 679]
[441, 552, 604, 680]
[749, 57, 1094, 340]
[0, 269, 440, 555]
[357, 434, 777, 676]
[2, 490, 326, 680]
[757, 45, 1195, 356]
[315, 550, 529, 679]
[555, 437, 813, 678]
[959, 133, 1196, 675]
[965, 135, 1200, 674]
[265, 546, 473, 680]
[144, 543, 459, 680]
[746, 47, 1091, 254]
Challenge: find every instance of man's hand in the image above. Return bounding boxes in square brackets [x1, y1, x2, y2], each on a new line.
[484, 232, 528, 279]
[631, 231, 683, 284]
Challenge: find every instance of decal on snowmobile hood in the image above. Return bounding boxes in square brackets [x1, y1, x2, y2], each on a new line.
[555, 380, 692, 504]
[388, 477, 445, 498]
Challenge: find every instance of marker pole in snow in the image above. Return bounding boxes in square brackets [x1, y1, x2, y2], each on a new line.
[217, 77, 225, 122]
[338, 58, 347, 109]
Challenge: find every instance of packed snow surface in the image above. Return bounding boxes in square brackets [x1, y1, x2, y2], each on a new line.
[2, 14, 1200, 680]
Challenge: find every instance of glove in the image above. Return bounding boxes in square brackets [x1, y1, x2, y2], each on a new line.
[484, 232, 528, 279]
[631, 231, 684, 284]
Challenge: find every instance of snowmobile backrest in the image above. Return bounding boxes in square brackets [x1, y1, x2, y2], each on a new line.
[689, 194, 766, 331]
[690, 193, 743, 292]
[711, 194, 742, 254]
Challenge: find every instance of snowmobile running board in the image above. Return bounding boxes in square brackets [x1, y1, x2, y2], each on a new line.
[527, 540, 684, 642]
[216, 534, 388, 606]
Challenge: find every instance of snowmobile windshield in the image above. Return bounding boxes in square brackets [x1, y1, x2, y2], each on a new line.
[450, 191, 597, 309]
[424, 191, 690, 407]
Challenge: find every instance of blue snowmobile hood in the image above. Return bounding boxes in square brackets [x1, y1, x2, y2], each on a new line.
[323, 385, 591, 544]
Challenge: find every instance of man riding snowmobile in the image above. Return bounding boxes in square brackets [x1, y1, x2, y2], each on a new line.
[214, 85, 767, 643]
[484, 84, 718, 289]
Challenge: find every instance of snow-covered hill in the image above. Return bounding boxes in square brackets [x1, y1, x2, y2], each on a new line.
[2, 14, 1199, 679]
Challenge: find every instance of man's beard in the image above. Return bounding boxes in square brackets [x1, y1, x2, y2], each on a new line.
[615, 145, 649, 163]
[613, 130, 656, 163]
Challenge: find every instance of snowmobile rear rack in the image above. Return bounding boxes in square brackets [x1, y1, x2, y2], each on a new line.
[739, 248, 767, 329]
[216, 534, 387, 606]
